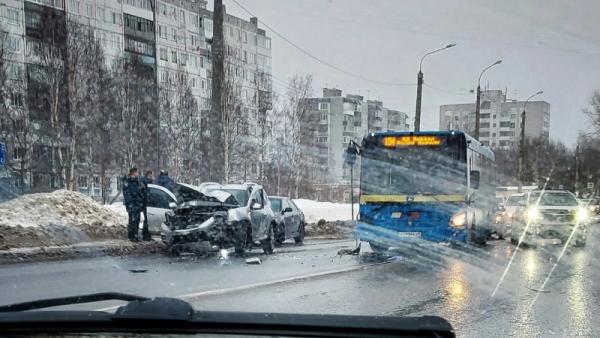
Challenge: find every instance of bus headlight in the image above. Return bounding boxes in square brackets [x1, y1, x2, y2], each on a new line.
[450, 212, 467, 228]
[576, 208, 589, 222]
[526, 207, 540, 222]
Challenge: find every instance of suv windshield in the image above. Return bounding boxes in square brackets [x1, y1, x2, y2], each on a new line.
[529, 192, 579, 206]
[270, 198, 282, 212]
[220, 189, 249, 207]
[505, 195, 524, 206]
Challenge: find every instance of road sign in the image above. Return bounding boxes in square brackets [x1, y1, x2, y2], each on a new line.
[0, 143, 5, 166]
[587, 182, 594, 189]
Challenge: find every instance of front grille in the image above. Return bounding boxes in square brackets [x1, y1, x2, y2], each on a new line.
[541, 210, 573, 222]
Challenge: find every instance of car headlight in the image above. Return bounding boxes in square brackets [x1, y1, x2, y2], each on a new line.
[576, 208, 589, 222]
[526, 207, 540, 221]
[450, 212, 467, 228]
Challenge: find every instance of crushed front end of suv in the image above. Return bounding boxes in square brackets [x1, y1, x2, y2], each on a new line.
[161, 182, 276, 255]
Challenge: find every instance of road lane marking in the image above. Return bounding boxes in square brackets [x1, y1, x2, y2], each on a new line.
[96, 261, 388, 312]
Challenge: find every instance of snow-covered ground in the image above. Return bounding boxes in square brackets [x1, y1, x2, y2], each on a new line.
[0, 190, 126, 229]
[292, 199, 358, 223]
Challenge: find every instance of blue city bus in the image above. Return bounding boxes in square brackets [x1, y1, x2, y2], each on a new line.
[355, 130, 495, 250]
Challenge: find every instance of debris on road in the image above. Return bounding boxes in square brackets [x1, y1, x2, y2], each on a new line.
[305, 219, 354, 239]
[337, 243, 361, 256]
[245, 257, 262, 265]
[128, 269, 148, 273]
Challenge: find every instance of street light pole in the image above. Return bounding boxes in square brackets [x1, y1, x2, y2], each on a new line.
[518, 90, 543, 192]
[474, 60, 502, 139]
[414, 43, 456, 132]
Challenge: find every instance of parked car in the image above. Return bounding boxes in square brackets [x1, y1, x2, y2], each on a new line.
[510, 190, 589, 247]
[269, 196, 305, 245]
[162, 182, 277, 255]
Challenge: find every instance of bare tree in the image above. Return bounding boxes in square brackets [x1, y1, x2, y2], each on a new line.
[584, 91, 600, 136]
[111, 55, 156, 173]
[159, 68, 201, 183]
[221, 58, 245, 183]
[284, 74, 313, 198]
[0, 29, 38, 193]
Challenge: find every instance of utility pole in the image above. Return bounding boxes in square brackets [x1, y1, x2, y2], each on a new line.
[518, 110, 526, 192]
[414, 43, 456, 132]
[474, 60, 502, 139]
[518, 91, 543, 192]
[209, 0, 225, 182]
[575, 144, 580, 196]
[414, 71, 423, 132]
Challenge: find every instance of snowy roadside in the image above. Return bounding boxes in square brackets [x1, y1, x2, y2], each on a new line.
[0, 191, 356, 263]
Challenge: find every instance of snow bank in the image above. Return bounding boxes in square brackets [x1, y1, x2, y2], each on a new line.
[292, 199, 358, 223]
[0, 190, 126, 229]
[0, 190, 128, 250]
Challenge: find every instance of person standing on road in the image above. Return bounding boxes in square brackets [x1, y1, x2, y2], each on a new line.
[156, 170, 175, 191]
[140, 170, 154, 241]
[123, 167, 143, 242]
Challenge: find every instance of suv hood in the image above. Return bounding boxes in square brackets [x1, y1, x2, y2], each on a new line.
[174, 183, 235, 205]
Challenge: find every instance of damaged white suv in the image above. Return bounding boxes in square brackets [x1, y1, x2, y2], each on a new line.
[161, 182, 277, 255]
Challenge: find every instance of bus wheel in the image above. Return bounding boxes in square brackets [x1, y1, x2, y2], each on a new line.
[369, 242, 388, 254]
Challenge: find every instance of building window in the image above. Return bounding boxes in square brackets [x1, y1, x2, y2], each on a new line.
[158, 24, 166, 39]
[316, 136, 328, 143]
[180, 53, 187, 66]
[86, 3, 94, 17]
[190, 34, 197, 47]
[7, 35, 21, 53]
[266, 37, 271, 49]
[171, 50, 177, 63]
[6, 8, 20, 26]
[111, 12, 122, 25]
[243, 50, 247, 63]
[500, 131, 514, 137]
[191, 77, 196, 88]
[13, 147, 25, 160]
[319, 102, 329, 110]
[159, 48, 167, 61]
[242, 31, 247, 43]
[69, 0, 80, 14]
[189, 13, 198, 27]
[10, 92, 23, 107]
[480, 113, 490, 119]
[124, 37, 154, 56]
[7, 64, 22, 80]
[158, 2, 166, 15]
[97, 7, 105, 21]
[481, 101, 491, 109]
[320, 113, 328, 121]
[480, 122, 490, 128]
[78, 175, 88, 188]
[179, 9, 185, 24]
[171, 28, 177, 41]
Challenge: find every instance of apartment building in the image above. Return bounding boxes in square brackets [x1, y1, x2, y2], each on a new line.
[0, 0, 272, 196]
[367, 100, 409, 132]
[439, 90, 550, 149]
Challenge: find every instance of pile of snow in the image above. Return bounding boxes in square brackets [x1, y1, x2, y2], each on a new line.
[0, 190, 126, 229]
[292, 199, 358, 223]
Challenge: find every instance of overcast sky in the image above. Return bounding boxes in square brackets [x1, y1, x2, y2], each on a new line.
[216, 0, 600, 146]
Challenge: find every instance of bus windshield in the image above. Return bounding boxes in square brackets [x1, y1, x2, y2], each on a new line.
[361, 134, 467, 196]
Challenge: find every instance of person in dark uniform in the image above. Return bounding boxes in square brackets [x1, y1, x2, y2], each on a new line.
[140, 170, 154, 241]
[123, 167, 143, 242]
[156, 170, 175, 191]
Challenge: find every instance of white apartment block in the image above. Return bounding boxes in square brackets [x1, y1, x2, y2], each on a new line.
[439, 90, 550, 149]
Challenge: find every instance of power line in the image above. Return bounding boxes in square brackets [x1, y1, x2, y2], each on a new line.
[229, 0, 415, 87]
[424, 83, 473, 96]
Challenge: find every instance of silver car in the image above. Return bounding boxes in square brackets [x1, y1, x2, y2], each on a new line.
[510, 190, 589, 247]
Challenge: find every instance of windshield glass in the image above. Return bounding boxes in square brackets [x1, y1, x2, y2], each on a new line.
[270, 198, 282, 212]
[361, 134, 467, 195]
[529, 192, 579, 206]
[506, 195, 524, 206]
[220, 189, 249, 206]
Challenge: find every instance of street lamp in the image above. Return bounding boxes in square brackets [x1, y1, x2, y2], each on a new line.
[474, 60, 502, 139]
[414, 43, 457, 132]
[518, 90, 543, 191]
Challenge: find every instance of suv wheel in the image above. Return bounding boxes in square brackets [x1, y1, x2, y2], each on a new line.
[294, 223, 305, 245]
[234, 222, 249, 255]
[262, 224, 275, 255]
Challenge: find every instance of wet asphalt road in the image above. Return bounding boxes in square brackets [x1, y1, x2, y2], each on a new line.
[2, 228, 600, 337]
